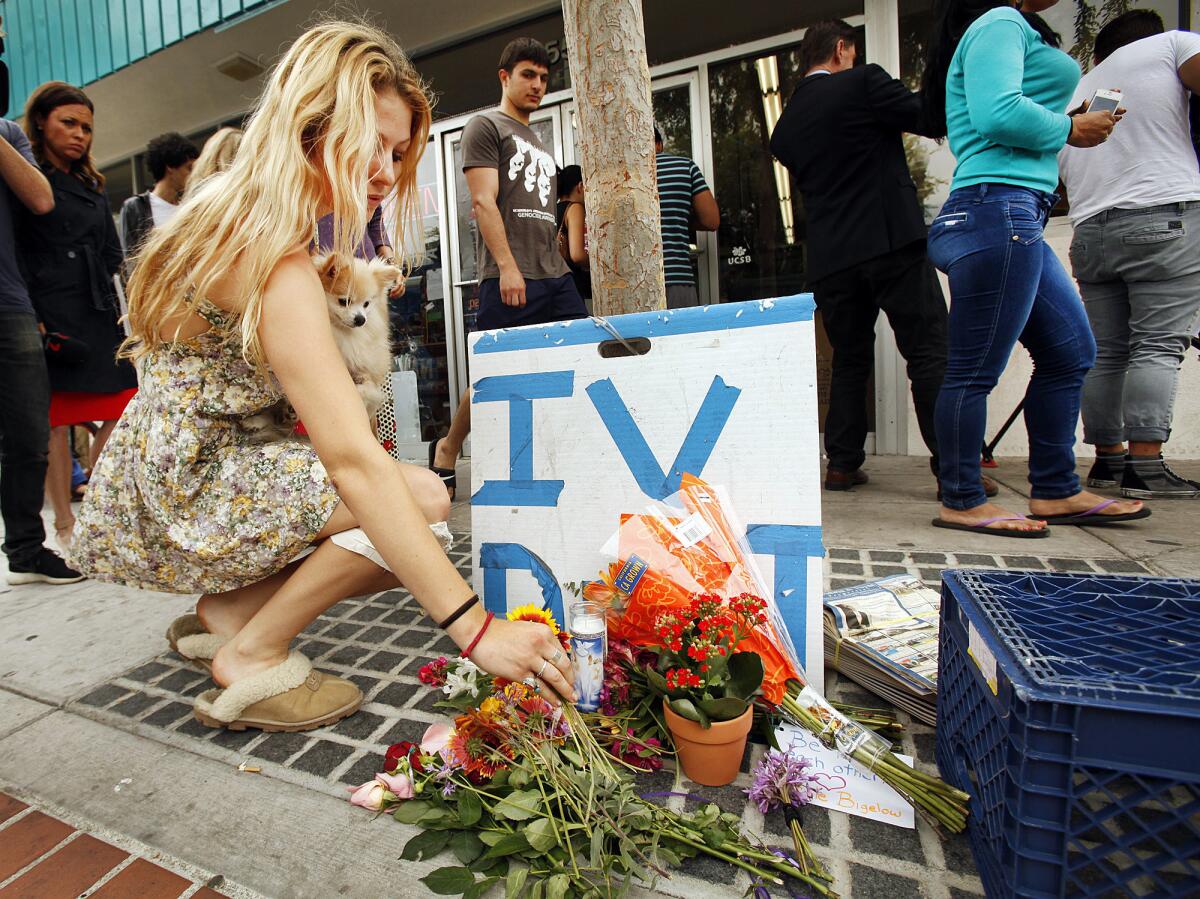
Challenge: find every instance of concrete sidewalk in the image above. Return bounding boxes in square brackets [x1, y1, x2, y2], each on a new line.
[1, 455, 1195, 899]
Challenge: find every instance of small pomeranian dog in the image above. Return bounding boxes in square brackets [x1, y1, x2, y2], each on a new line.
[312, 252, 401, 419]
[243, 253, 400, 441]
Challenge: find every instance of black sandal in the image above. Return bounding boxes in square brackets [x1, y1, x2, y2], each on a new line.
[428, 438, 457, 500]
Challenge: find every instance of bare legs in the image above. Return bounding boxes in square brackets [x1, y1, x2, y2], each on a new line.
[46, 420, 120, 550]
[1098, 440, 1161, 457]
[432, 389, 471, 498]
[46, 426, 74, 547]
[204, 460, 450, 688]
[89, 420, 118, 470]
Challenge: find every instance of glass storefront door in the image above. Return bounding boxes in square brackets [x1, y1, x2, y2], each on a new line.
[382, 141, 452, 443]
[564, 72, 711, 302]
[705, 32, 872, 434]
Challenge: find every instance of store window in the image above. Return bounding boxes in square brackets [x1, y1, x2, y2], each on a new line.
[385, 143, 452, 442]
[707, 29, 868, 432]
[708, 33, 865, 303]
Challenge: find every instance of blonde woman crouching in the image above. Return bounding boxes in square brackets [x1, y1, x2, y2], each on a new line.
[72, 21, 576, 732]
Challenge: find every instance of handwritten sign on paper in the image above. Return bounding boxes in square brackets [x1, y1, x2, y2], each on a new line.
[775, 723, 916, 829]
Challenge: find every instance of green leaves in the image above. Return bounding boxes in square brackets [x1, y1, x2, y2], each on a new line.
[644, 667, 671, 696]
[504, 864, 529, 899]
[400, 829, 450, 861]
[545, 873, 570, 899]
[725, 651, 764, 700]
[480, 830, 531, 860]
[697, 696, 749, 721]
[523, 818, 558, 852]
[450, 831, 485, 865]
[456, 789, 482, 827]
[419, 866, 476, 895]
[392, 800, 437, 825]
[668, 697, 710, 727]
[493, 789, 541, 821]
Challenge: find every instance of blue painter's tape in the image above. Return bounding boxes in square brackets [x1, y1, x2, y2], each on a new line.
[478, 542, 564, 625]
[473, 370, 575, 402]
[472, 480, 565, 506]
[586, 374, 740, 500]
[746, 524, 826, 559]
[746, 524, 825, 673]
[471, 294, 815, 356]
[471, 371, 574, 507]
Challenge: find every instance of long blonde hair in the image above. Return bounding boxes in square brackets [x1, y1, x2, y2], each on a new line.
[124, 20, 432, 365]
[187, 126, 243, 189]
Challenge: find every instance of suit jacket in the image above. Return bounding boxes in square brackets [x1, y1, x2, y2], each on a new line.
[770, 63, 934, 284]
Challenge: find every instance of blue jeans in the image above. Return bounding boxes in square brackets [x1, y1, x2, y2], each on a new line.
[928, 185, 1096, 510]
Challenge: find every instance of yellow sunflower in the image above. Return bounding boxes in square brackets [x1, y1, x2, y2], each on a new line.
[507, 603, 560, 634]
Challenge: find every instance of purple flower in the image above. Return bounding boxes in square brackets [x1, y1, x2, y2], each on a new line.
[746, 749, 823, 814]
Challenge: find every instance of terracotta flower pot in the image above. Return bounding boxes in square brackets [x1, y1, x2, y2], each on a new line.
[662, 700, 753, 787]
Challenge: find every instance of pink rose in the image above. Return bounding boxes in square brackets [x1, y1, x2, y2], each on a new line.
[347, 779, 389, 811]
[421, 721, 454, 756]
[377, 771, 414, 799]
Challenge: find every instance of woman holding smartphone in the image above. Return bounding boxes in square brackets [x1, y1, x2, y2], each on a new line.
[919, 0, 1147, 536]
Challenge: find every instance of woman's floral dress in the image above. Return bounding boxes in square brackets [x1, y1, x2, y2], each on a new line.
[72, 301, 341, 593]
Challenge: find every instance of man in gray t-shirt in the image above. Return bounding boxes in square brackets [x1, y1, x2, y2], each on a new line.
[0, 119, 83, 583]
[460, 37, 585, 331]
[429, 38, 587, 498]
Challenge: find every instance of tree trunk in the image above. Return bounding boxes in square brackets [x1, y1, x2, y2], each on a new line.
[562, 0, 665, 315]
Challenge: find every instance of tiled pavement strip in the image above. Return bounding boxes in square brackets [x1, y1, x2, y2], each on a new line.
[61, 534, 1157, 899]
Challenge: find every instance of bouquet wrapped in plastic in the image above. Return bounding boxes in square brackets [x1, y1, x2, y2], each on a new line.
[587, 474, 969, 833]
[586, 474, 799, 704]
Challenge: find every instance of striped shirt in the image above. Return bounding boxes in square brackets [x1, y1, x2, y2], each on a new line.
[655, 153, 709, 285]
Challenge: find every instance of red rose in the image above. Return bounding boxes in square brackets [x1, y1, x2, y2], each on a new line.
[384, 741, 416, 773]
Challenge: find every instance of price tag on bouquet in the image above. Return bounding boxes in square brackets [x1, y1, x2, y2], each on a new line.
[468, 296, 826, 682]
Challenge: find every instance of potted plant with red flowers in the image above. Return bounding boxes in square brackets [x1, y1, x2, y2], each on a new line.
[646, 593, 767, 786]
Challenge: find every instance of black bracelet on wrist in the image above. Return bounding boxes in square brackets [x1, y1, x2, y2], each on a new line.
[437, 593, 480, 630]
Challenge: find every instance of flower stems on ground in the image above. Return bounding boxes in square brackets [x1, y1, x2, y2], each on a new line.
[778, 681, 969, 834]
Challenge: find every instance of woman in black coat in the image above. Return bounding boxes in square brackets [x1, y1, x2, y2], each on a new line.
[19, 82, 137, 553]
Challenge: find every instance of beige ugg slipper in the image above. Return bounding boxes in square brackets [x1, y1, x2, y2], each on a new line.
[193, 651, 362, 733]
[165, 613, 225, 673]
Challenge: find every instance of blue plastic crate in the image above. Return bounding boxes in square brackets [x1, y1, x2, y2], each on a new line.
[937, 570, 1200, 899]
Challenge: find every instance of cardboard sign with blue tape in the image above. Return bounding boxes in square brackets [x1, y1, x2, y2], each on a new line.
[469, 295, 826, 684]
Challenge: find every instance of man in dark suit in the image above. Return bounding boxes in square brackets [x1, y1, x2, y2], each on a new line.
[773, 21, 984, 497]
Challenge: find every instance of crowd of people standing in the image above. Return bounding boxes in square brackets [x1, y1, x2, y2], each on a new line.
[0, 4, 1195, 736]
[772, 5, 1199, 539]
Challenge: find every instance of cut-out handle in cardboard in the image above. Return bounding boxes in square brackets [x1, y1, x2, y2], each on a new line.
[598, 336, 652, 358]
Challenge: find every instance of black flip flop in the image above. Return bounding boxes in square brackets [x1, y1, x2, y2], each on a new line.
[1029, 499, 1150, 526]
[931, 516, 1049, 538]
[428, 438, 457, 499]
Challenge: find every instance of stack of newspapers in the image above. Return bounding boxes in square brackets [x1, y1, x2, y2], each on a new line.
[823, 575, 939, 725]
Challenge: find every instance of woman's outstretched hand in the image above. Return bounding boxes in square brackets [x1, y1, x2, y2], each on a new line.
[462, 617, 577, 705]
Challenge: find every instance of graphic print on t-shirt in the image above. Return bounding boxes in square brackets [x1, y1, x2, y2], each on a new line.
[460, 109, 569, 281]
[508, 134, 556, 217]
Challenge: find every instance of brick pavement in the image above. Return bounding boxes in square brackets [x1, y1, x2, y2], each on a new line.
[0, 791, 231, 899]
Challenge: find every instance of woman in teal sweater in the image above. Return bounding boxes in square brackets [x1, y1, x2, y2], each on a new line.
[919, 0, 1147, 536]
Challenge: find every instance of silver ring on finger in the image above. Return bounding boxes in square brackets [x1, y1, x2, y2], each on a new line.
[549, 647, 563, 664]
[536, 658, 549, 678]
[522, 676, 538, 689]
